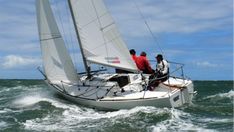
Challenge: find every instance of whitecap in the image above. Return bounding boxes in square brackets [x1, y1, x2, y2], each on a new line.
[218, 90, 234, 98]
[204, 90, 234, 100]
[11, 89, 56, 108]
[0, 85, 45, 94]
[11, 85, 56, 108]
[0, 110, 6, 114]
[0, 121, 8, 129]
[196, 117, 233, 124]
[0, 108, 13, 113]
[23, 105, 170, 131]
[61, 106, 167, 126]
[150, 124, 216, 132]
[149, 108, 217, 132]
[13, 95, 46, 107]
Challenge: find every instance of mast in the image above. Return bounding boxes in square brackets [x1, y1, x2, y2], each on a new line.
[67, 0, 91, 78]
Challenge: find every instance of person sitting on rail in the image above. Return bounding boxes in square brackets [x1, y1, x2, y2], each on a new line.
[148, 54, 169, 90]
[155, 54, 169, 81]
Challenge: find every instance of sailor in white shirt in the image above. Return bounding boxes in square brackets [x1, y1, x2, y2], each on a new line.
[148, 54, 170, 90]
[156, 54, 169, 78]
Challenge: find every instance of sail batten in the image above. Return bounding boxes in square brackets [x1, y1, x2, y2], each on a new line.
[69, 0, 138, 72]
[36, 0, 79, 83]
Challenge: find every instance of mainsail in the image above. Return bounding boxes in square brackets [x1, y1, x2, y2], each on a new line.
[69, 0, 138, 72]
[36, 0, 79, 83]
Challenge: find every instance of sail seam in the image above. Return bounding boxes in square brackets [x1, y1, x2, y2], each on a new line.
[40, 36, 62, 41]
[84, 34, 121, 52]
[100, 22, 114, 31]
[79, 12, 109, 29]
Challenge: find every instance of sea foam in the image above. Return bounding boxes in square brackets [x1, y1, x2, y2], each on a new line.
[204, 90, 234, 100]
[149, 109, 216, 132]
[23, 104, 170, 131]
[0, 121, 8, 129]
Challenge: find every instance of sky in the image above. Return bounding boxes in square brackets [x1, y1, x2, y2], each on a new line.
[0, 0, 233, 80]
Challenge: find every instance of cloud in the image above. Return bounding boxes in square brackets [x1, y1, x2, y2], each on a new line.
[0, 0, 75, 54]
[106, 0, 232, 37]
[0, 0, 39, 54]
[1, 55, 41, 69]
[194, 61, 221, 68]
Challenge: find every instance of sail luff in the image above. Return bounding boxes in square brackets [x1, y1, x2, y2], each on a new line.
[36, 0, 79, 83]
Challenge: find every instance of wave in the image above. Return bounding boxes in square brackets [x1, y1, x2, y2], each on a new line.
[16, 93, 170, 131]
[0, 108, 14, 114]
[19, 95, 216, 132]
[0, 86, 23, 94]
[8, 84, 229, 131]
[12, 95, 49, 107]
[149, 109, 216, 132]
[0, 121, 8, 129]
[0, 84, 46, 95]
[9, 84, 52, 108]
[203, 90, 234, 101]
[23, 107, 169, 131]
[1, 80, 232, 131]
[197, 117, 233, 124]
[23, 107, 215, 131]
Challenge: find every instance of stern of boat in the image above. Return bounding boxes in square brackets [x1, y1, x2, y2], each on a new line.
[161, 77, 194, 107]
[182, 80, 194, 104]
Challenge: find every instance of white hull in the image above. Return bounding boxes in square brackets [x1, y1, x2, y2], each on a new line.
[46, 74, 194, 110]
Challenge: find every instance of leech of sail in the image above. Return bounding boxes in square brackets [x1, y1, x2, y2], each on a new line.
[68, 0, 138, 72]
[36, 0, 79, 83]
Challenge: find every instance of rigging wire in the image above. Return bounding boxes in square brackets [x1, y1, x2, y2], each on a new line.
[53, 0, 78, 71]
[53, 0, 68, 45]
[65, 1, 78, 71]
[132, 0, 165, 56]
[91, 0, 110, 64]
[53, 0, 72, 60]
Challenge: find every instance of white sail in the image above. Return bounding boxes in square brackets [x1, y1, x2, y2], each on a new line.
[69, 0, 138, 72]
[36, 0, 79, 83]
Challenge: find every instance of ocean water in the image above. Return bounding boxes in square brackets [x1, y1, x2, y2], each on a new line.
[0, 80, 233, 132]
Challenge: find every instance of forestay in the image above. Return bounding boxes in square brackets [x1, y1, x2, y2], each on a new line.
[36, 0, 79, 83]
[69, 0, 138, 72]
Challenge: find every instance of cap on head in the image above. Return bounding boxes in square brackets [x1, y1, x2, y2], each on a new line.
[140, 51, 147, 56]
[130, 49, 136, 55]
[156, 54, 163, 60]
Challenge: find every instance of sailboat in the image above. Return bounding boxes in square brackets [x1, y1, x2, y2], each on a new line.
[36, 0, 195, 110]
